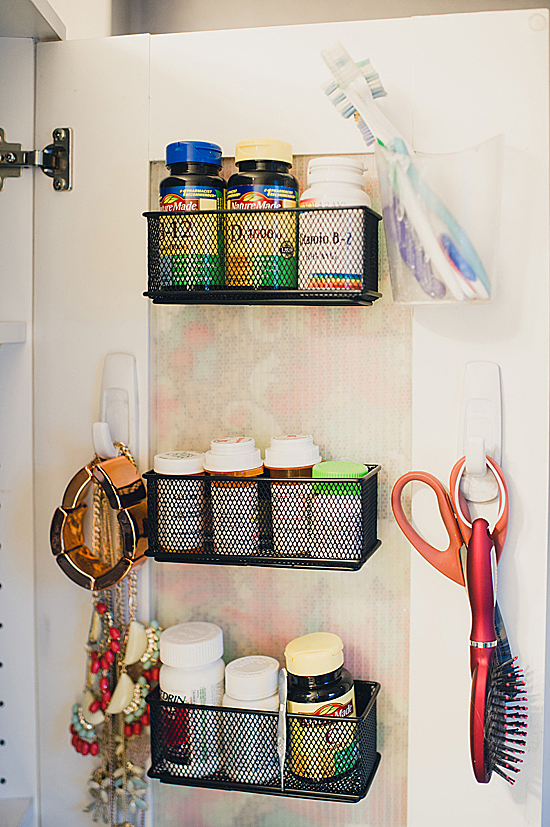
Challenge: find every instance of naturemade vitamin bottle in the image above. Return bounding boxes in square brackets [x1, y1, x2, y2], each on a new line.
[159, 141, 226, 290]
[285, 632, 358, 780]
[226, 139, 299, 289]
[299, 156, 371, 290]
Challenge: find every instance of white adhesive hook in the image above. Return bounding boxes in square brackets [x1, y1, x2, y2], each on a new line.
[458, 362, 501, 503]
[465, 435, 487, 477]
[92, 353, 139, 459]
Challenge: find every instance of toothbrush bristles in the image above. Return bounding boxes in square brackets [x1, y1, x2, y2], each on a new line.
[356, 116, 375, 147]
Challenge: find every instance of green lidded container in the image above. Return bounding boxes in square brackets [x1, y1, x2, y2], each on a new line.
[312, 460, 370, 495]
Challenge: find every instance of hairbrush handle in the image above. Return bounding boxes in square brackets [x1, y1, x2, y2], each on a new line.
[467, 517, 497, 784]
[467, 518, 498, 653]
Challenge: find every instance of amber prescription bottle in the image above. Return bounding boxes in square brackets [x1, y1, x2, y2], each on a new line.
[263, 434, 321, 556]
[203, 437, 263, 556]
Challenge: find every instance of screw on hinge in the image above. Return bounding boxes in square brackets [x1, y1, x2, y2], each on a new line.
[0, 127, 72, 191]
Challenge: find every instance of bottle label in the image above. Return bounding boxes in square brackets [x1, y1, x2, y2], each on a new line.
[160, 185, 224, 212]
[157, 478, 205, 553]
[160, 681, 223, 771]
[226, 185, 298, 288]
[298, 203, 365, 289]
[210, 483, 260, 555]
[227, 185, 297, 210]
[158, 185, 224, 290]
[287, 686, 358, 780]
[160, 678, 224, 707]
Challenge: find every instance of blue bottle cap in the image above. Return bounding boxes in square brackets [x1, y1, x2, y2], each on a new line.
[166, 141, 223, 167]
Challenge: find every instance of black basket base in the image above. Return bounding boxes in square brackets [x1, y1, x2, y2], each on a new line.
[148, 540, 382, 571]
[148, 751, 381, 804]
[144, 289, 382, 306]
[147, 680, 380, 804]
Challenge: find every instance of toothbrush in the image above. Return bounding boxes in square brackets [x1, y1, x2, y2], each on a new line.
[322, 43, 490, 301]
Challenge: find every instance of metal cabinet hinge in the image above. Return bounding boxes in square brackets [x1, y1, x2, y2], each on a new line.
[0, 127, 72, 191]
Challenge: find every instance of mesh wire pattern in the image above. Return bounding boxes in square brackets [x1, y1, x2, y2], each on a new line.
[147, 680, 380, 803]
[144, 465, 381, 570]
[144, 206, 381, 305]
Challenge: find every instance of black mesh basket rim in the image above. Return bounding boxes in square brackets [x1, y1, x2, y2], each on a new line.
[146, 680, 380, 721]
[143, 206, 382, 220]
[143, 464, 381, 484]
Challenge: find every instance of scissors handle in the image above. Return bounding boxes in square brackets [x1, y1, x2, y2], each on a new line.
[449, 456, 509, 563]
[391, 470, 465, 586]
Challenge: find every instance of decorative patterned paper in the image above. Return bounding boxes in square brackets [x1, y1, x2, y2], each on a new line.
[148, 155, 412, 826]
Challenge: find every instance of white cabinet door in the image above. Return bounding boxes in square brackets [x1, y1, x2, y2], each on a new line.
[33, 34, 151, 827]
[32, 12, 550, 827]
[0, 35, 38, 827]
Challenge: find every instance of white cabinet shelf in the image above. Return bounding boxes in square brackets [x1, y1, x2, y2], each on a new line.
[0, 322, 26, 344]
[0, 798, 33, 827]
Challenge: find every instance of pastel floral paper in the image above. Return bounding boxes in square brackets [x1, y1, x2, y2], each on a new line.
[149, 155, 412, 826]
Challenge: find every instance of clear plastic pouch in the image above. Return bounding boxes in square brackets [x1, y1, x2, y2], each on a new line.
[375, 135, 503, 305]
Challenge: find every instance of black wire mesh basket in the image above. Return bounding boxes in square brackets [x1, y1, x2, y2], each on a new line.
[147, 680, 380, 803]
[144, 206, 382, 306]
[144, 465, 381, 570]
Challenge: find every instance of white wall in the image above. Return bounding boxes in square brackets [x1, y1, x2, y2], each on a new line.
[113, 0, 550, 34]
[46, 0, 111, 39]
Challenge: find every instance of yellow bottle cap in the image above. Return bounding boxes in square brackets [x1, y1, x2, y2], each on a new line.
[284, 632, 344, 676]
[235, 138, 293, 165]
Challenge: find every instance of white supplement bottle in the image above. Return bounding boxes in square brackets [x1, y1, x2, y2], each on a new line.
[154, 451, 206, 553]
[299, 156, 371, 290]
[159, 621, 225, 776]
[204, 437, 263, 556]
[222, 655, 280, 784]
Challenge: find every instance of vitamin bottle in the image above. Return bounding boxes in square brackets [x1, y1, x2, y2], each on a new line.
[310, 460, 370, 559]
[263, 434, 321, 557]
[298, 156, 371, 290]
[284, 632, 358, 780]
[203, 437, 264, 556]
[226, 139, 299, 289]
[159, 141, 226, 290]
[159, 621, 225, 776]
[153, 451, 205, 554]
[222, 655, 280, 783]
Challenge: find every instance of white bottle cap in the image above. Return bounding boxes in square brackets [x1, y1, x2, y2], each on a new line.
[154, 451, 205, 475]
[225, 655, 280, 700]
[160, 622, 224, 668]
[264, 434, 321, 469]
[204, 437, 262, 473]
[307, 156, 366, 189]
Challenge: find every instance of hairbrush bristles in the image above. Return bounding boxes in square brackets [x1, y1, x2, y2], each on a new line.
[485, 657, 528, 784]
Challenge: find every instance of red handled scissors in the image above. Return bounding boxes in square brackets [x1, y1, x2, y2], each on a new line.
[391, 455, 509, 586]
[391, 456, 527, 786]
